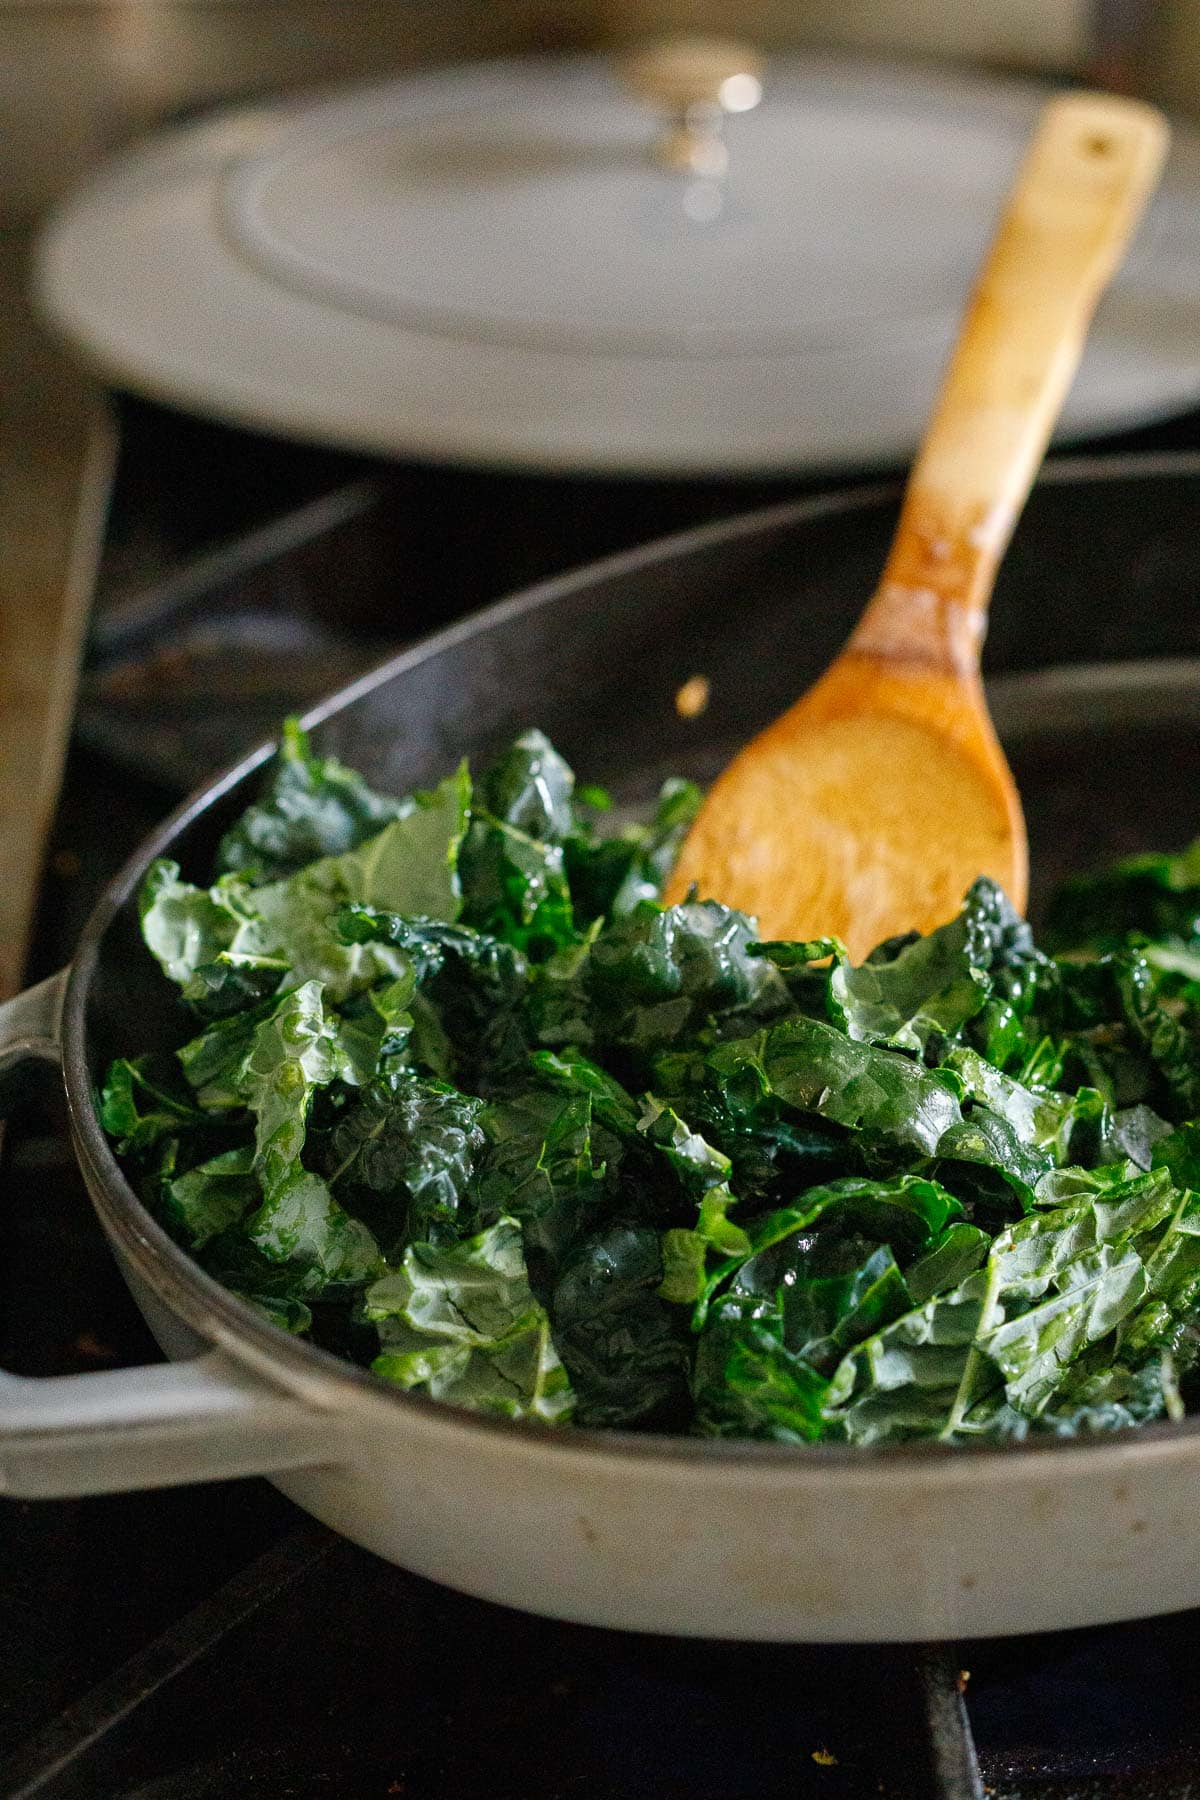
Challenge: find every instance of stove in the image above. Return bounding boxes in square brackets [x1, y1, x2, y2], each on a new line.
[75, 398, 808, 794]
[7, 394, 1200, 1800]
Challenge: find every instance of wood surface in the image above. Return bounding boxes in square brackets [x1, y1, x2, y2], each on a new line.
[0, 227, 114, 1001]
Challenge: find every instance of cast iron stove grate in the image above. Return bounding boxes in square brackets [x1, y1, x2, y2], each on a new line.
[75, 398, 807, 793]
[4, 1501, 1200, 1800]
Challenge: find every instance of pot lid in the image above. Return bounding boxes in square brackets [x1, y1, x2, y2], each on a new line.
[35, 50, 1200, 473]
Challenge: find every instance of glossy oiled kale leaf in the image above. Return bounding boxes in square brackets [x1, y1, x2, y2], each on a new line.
[328, 1071, 486, 1251]
[104, 722, 1200, 1446]
[365, 1219, 573, 1423]
[162, 1144, 258, 1248]
[457, 731, 578, 954]
[217, 717, 413, 884]
[472, 1090, 622, 1268]
[181, 954, 289, 1020]
[527, 1047, 644, 1138]
[336, 905, 530, 1091]
[141, 764, 471, 1006]
[550, 1222, 689, 1427]
[707, 1018, 963, 1155]
[693, 1296, 831, 1442]
[666, 1170, 961, 1327]
[564, 777, 703, 922]
[238, 982, 382, 1293]
[532, 898, 789, 1076]
[828, 885, 993, 1052]
[99, 1055, 206, 1153]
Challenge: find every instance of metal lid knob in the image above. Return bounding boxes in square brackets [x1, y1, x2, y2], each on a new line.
[618, 36, 764, 177]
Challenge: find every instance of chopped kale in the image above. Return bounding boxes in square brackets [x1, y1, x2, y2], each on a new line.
[101, 726, 1200, 1445]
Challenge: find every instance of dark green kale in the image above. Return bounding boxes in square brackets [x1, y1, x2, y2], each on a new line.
[336, 906, 530, 1091]
[237, 982, 382, 1294]
[99, 1055, 206, 1153]
[1047, 839, 1200, 954]
[162, 1145, 258, 1248]
[100, 727, 1200, 1446]
[550, 1222, 690, 1427]
[216, 717, 413, 883]
[692, 1294, 831, 1442]
[705, 1018, 963, 1155]
[181, 955, 289, 1020]
[458, 730, 579, 954]
[564, 777, 703, 923]
[327, 1071, 486, 1251]
[531, 897, 790, 1082]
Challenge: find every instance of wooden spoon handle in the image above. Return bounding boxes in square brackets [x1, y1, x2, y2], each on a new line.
[855, 92, 1168, 669]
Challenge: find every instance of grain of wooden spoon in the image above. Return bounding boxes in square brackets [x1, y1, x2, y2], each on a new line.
[665, 92, 1169, 961]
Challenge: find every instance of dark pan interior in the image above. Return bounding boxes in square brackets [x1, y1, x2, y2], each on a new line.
[83, 459, 1200, 1087]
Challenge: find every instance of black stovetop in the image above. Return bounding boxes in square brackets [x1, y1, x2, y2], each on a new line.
[7, 395, 1200, 1800]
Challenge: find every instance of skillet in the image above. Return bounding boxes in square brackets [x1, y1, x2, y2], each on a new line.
[5, 453, 1200, 1642]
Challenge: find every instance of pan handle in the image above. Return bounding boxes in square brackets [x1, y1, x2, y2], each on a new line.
[0, 971, 339, 1498]
[0, 1352, 337, 1499]
[0, 970, 68, 1096]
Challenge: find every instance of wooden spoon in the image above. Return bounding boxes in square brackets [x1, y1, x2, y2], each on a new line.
[665, 92, 1169, 961]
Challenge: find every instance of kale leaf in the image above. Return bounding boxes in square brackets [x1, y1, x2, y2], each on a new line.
[239, 983, 382, 1293]
[550, 1222, 689, 1427]
[707, 1018, 963, 1155]
[142, 765, 470, 1005]
[162, 1144, 258, 1248]
[328, 1071, 486, 1250]
[365, 1218, 573, 1422]
[217, 717, 413, 883]
[827, 888, 992, 1052]
[99, 1055, 206, 1154]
